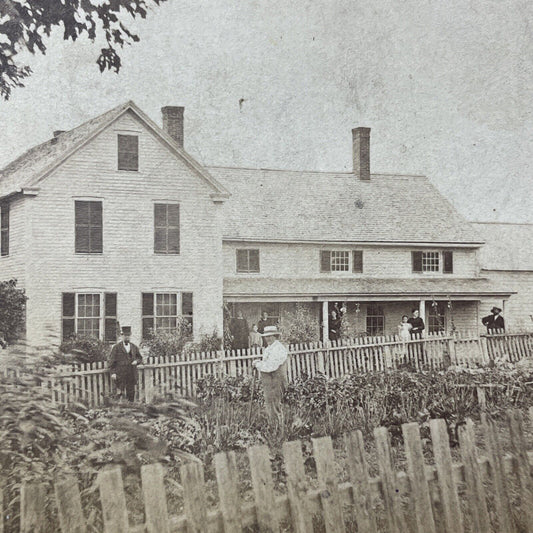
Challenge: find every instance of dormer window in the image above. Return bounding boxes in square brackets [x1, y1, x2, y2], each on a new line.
[117, 134, 139, 171]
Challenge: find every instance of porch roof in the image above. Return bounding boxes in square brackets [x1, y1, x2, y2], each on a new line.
[223, 277, 514, 301]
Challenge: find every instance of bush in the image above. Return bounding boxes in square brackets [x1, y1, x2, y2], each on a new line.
[279, 304, 320, 345]
[141, 319, 193, 358]
[59, 335, 111, 363]
[184, 329, 223, 355]
[0, 279, 27, 343]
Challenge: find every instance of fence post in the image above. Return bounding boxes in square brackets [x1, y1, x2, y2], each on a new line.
[214, 451, 243, 532]
[20, 482, 46, 533]
[141, 463, 169, 533]
[98, 466, 129, 533]
[145, 363, 154, 404]
[54, 475, 86, 533]
[317, 342, 326, 374]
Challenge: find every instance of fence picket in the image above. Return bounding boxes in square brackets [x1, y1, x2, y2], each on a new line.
[54, 475, 86, 533]
[313, 436, 345, 533]
[0, 486, 3, 533]
[248, 445, 278, 532]
[429, 419, 464, 533]
[402, 422, 436, 533]
[20, 482, 46, 533]
[98, 466, 129, 533]
[344, 430, 377, 533]
[141, 463, 170, 533]
[458, 419, 490, 533]
[214, 451, 243, 533]
[481, 413, 515, 533]
[282, 441, 313, 533]
[181, 461, 208, 533]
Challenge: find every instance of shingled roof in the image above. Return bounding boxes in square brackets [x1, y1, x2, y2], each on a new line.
[209, 167, 484, 244]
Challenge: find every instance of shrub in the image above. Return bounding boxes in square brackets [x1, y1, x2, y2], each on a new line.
[0, 279, 27, 343]
[279, 304, 320, 345]
[141, 319, 193, 358]
[59, 335, 111, 363]
[184, 329, 223, 355]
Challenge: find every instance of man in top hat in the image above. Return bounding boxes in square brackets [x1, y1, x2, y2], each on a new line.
[108, 326, 143, 401]
[482, 306, 505, 333]
[252, 325, 288, 420]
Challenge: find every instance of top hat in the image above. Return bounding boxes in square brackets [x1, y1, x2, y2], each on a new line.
[121, 326, 132, 335]
[260, 325, 281, 337]
[491, 307, 502, 314]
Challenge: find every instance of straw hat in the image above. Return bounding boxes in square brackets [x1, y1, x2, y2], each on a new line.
[260, 325, 281, 337]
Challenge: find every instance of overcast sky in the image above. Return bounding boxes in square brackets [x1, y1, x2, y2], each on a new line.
[1, 0, 532, 222]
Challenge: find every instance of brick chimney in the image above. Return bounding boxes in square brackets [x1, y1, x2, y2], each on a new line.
[352, 127, 370, 180]
[161, 106, 184, 148]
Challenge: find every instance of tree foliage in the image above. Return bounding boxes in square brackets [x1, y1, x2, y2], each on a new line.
[0, 279, 26, 342]
[0, 0, 167, 100]
[279, 304, 320, 345]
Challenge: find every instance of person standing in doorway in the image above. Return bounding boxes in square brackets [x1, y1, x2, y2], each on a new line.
[482, 306, 505, 333]
[109, 326, 143, 401]
[408, 309, 425, 337]
[257, 311, 274, 347]
[231, 310, 249, 350]
[253, 325, 288, 421]
[329, 310, 342, 342]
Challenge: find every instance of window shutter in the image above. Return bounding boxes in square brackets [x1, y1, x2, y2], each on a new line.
[443, 251, 453, 274]
[142, 293, 154, 316]
[412, 251, 423, 273]
[352, 250, 363, 273]
[236, 250, 248, 272]
[182, 292, 193, 315]
[320, 251, 331, 272]
[104, 293, 117, 343]
[249, 250, 260, 272]
[168, 204, 180, 254]
[75, 201, 102, 253]
[62, 292, 75, 341]
[1, 203, 9, 256]
[142, 318, 154, 339]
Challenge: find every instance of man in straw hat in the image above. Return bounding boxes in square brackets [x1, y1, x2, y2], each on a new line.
[482, 306, 505, 334]
[109, 326, 143, 401]
[252, 325, 288, 420]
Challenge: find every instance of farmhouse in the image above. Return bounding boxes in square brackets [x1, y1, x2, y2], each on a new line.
[0, 101, 518, 347]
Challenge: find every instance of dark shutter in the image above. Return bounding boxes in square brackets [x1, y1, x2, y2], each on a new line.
[1, 203, 9, 256]
[154, 204, 180, 254]
[75, 201, 102, 253]
[443, 251, 453, 274]
[236, 250, 248, 272]
[142, 318, 154, 339]
[117, 134, 139, 171]
[182, 292, 193, 315]
[168, 204, 180, 254]
[352, 250, 363, 273]
[249, 250, 260, 272]
[142, 293, 154, 316]
[62, 292, 75, 340]
[104, 293, 117, 342]
[320, 251, 331, 272]
[412, 251, 423, 273]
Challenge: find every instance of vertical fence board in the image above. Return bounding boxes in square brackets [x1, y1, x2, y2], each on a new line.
[344, 430, 377, 533]
[181, 461, 208, 533]
[402, 423, 436, 533]
[214, 451, 243, 533]
[374, 427, 406, 533]
[482, 413, 515, 533]
[20, 482, 46, 533]
[97, 467, 129, 533]
[0, 486, 3, 533]
[313, 436, 345, 533]
[141, 463, 170, 533]
[248, 445, 279, 532]
[429, 419, 464, 533]
[282, 441, 313, 533]
[55, 475, 86, 533]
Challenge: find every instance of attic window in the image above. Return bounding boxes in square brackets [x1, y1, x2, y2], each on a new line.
[117, 134, 139, 171]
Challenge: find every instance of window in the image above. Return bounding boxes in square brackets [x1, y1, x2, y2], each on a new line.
[62, 292, 117, 341]
[117, 134, 139, 171]
[352, 250, 363, 273]
[142, 292, 193, 338]
[412, 251, 440, 273]
[443, 251, 453, 274]
[0, 202, 9, 256]
[236, 249, 260, 273]
[320, 250, 350, 272]
[75, 201, 103, 253]
[366, 305, 384, 335]
[154, 203, 180, 254]
[428, 302, 446, 333]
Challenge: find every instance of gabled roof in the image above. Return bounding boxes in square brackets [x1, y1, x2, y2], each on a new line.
[0, 101, 230, 200]
[209, 167, 484, 244]
[473, 222, 533, 271]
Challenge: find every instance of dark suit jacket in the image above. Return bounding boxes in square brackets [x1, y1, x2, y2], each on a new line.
[109, 341, 142, 385]
[482, 314, 505, 332]
[408, 317, 425, 336]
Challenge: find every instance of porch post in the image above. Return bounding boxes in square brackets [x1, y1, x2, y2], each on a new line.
[322, 301, 329, 343]
[419, 300, 426, 336]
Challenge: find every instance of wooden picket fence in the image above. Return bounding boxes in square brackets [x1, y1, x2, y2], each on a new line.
[4, 407, 533, 532]
[38, 330, 533, 407]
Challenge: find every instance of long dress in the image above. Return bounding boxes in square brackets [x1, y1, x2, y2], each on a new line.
[398, 322, 412, 341]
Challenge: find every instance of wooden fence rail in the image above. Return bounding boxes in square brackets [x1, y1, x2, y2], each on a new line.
[4, 407, 533, 532]
[32, 330, 533, 406]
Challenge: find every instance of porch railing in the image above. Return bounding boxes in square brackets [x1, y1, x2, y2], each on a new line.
[31, 329, 533, 406]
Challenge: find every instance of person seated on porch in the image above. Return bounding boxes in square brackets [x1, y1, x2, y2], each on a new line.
[482, 306, 505, 333]
[249, 324, 262, 349]
[408, 309, 425, 338]
[329, 310, 342, 342]
[398, 315, 412, 341]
